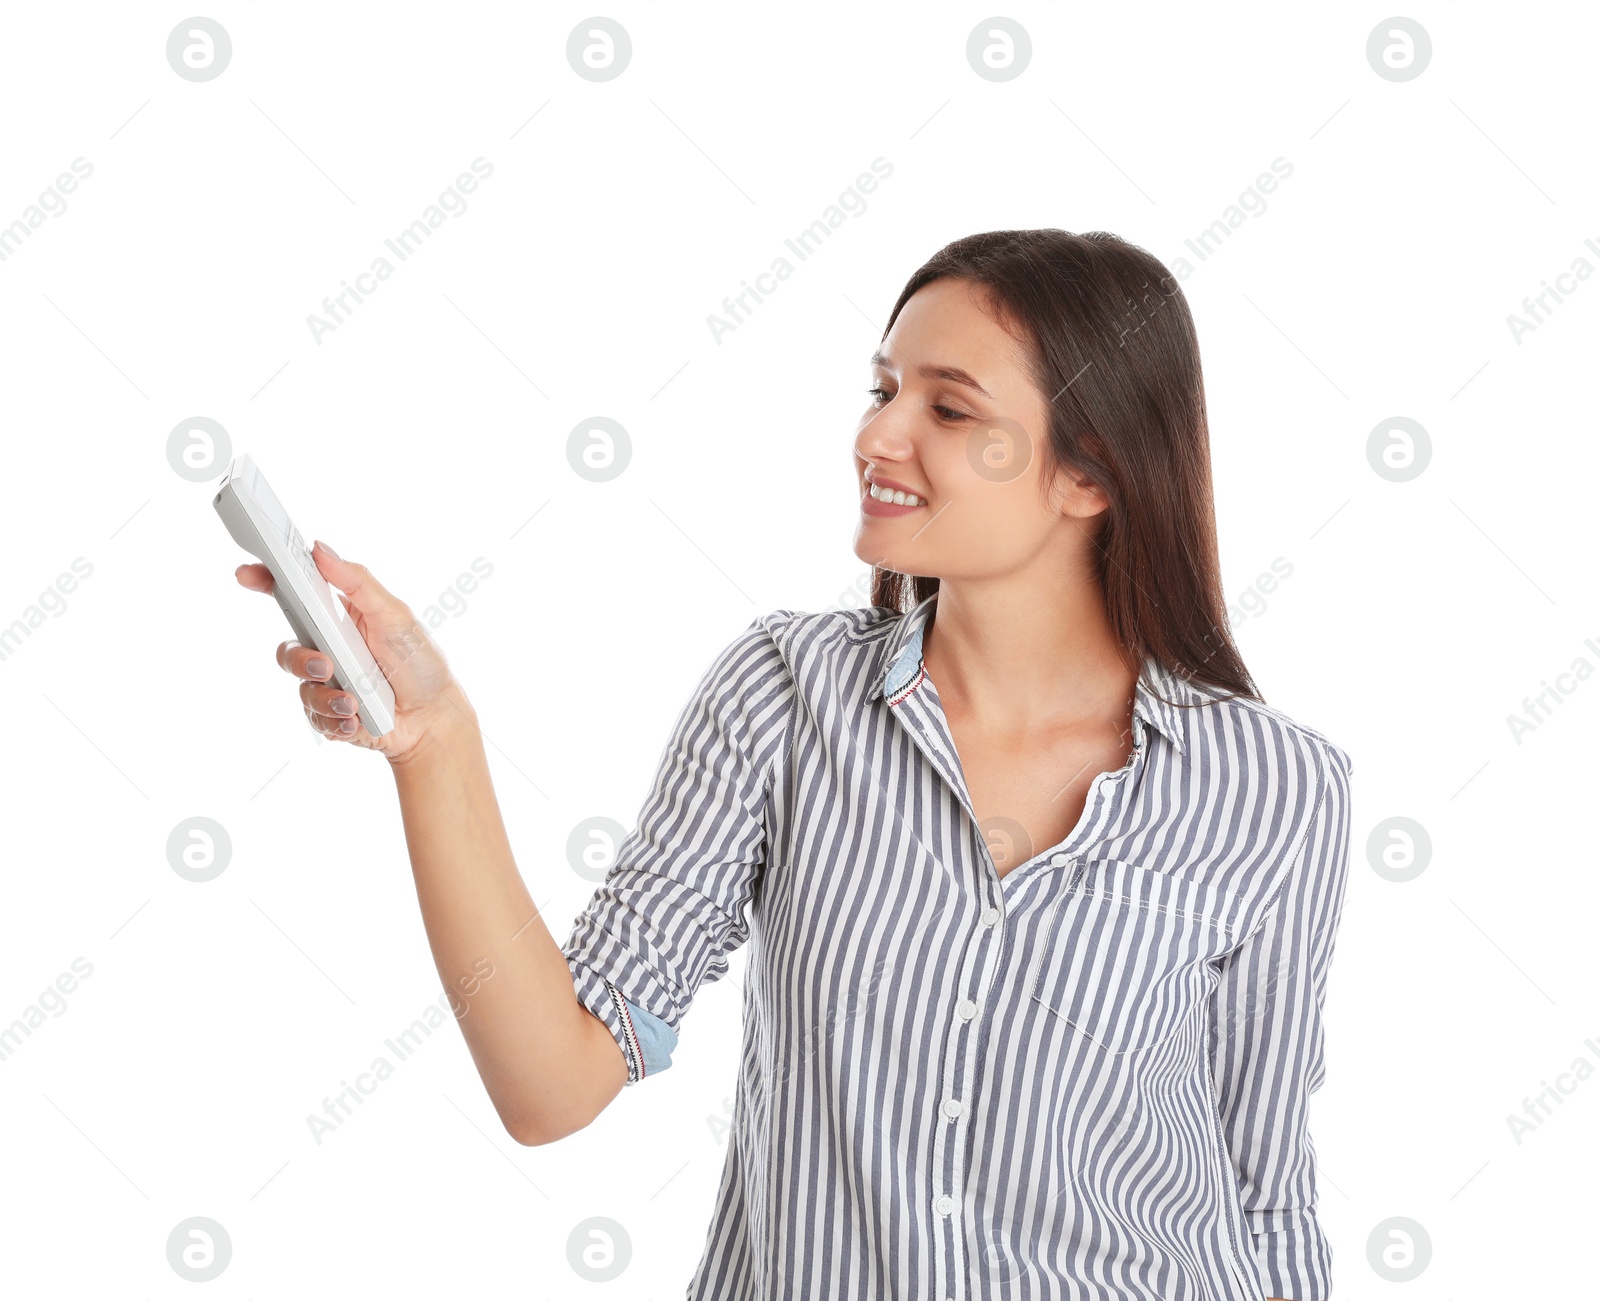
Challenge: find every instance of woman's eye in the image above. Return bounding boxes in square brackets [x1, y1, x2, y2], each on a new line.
[864, 387, 969, 422]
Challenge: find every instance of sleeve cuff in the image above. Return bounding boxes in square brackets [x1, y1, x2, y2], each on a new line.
[567, 954, 679, 1085]
[1248, 1210, 1333, 1301]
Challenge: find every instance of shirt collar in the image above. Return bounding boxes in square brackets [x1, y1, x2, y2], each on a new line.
[867, 589, 1195, 755]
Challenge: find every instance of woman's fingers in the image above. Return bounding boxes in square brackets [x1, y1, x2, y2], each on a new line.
[289, 651, 369, 741]
[277, 641, 332, 680]
[302, 701, 363, 739]
[309, 542, 397, 619]
[299, 677, 360, 723]
[231, 544, 451, 757]
[235, 562, 274, 593]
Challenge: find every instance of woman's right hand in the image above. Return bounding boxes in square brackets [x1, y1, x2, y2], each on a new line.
[233, 539, 470, 763]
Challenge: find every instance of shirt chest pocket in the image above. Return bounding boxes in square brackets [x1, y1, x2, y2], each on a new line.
[1029, 859, 1243, 1054]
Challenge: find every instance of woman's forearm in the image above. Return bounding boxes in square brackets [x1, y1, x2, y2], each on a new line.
[387, 685, 627, 1143]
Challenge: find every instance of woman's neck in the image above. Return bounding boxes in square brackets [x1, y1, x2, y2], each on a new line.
[919, 577, 1137, 735]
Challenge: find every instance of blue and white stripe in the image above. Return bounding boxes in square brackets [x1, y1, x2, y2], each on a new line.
[563, 590, 1353, 1300]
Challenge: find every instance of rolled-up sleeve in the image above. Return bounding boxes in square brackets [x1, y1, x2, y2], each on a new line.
[562, 611, 796, 1085]
[1208, 741, 1354, 1300]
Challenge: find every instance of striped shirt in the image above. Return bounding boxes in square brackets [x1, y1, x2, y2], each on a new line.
[562, 591, 1354, 1301]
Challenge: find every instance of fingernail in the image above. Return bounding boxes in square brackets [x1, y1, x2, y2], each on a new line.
[307, 657, 331, 677]
[339, 718, 357, 734]
[315, 540, 340, 560]
[331, 696, 356, 716]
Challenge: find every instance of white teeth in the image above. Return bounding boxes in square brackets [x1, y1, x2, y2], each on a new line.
[871, 483, 923, 507]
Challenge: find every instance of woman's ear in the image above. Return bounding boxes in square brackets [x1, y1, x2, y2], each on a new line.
[1045, 459, 1111, 522]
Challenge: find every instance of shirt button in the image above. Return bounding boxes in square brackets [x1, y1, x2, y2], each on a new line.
[1050, 852, 1071, 866]
[957, 999, 978, 1021]
[982, 906, 1000, 926]
[943, 1097, 964, 1119]
[935, 1194, 956, 1215]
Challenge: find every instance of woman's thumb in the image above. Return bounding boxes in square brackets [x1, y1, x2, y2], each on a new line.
[311, 540, 395, 616]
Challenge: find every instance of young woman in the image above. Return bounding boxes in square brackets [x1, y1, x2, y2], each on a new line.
[235, 229, 1352, 1301]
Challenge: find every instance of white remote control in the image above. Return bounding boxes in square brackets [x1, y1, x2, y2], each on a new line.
[214, 454, 397, 738]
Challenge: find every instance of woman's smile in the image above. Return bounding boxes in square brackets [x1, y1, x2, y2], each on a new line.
[861, 471, 927, 515]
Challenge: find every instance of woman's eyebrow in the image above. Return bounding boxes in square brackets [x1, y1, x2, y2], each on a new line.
[869, 351, 992, 399]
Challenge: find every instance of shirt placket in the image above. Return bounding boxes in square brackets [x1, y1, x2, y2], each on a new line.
[886, 677, 1010, 1301]
[887, 671, 1154, 1300]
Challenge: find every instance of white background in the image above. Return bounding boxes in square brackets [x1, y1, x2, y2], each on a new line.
[1, 3, 1595, 1296]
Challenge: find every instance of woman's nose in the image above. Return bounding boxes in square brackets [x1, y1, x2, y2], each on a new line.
[855, 407, 910, 461]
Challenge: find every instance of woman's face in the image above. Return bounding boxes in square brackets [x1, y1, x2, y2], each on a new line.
[851, 276, 1104, 581]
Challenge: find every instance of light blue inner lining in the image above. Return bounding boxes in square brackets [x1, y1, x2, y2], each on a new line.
[623, 997, 678, 1075]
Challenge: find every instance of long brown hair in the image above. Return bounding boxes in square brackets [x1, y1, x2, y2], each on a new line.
[869, 228, 1257, 703]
